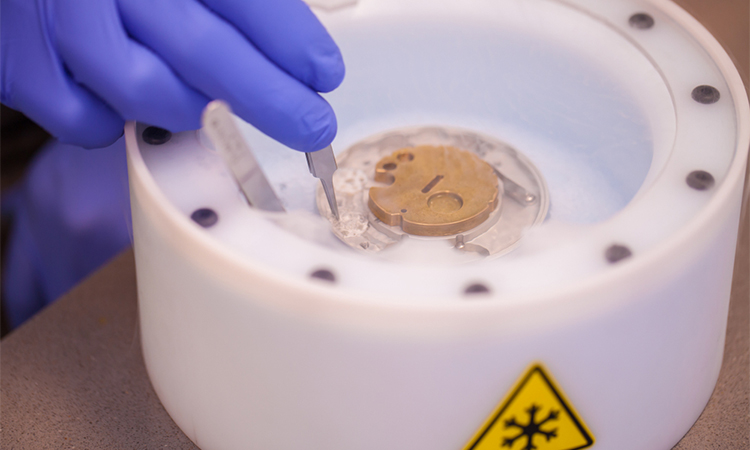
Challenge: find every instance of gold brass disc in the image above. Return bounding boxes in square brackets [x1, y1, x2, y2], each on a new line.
[368, 145, 500, 236]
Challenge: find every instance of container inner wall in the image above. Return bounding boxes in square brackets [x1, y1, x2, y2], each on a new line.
[239, 6, 676, 224]
[134, 0, 750, 302]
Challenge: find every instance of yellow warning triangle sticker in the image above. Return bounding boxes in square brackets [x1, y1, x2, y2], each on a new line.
[463, 364, 595, 450]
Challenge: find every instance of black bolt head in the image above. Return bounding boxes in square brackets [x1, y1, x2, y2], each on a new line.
[464, 283, 491, 295]
[605, 245, 632, 264]
[191, 208, 218, 228]
[629, 13, 655, 29]
[142, 126, 172, 145]
[686, 171, 715, 190]
[692, 85, 720, 104]
[310, 269, 336, 283]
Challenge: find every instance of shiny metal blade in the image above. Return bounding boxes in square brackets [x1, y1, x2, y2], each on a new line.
[320, 178, 340, 220]
[201, 100, 285, 212]
[306, 146, 340, 220]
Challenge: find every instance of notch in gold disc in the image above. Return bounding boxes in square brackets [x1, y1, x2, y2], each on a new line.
[368, 145, 500, 236]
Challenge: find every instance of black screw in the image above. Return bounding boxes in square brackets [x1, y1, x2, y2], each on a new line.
[191, 208, 218, 228]
[605, 244, 632, 264]
[142, 126, 172, 145]
[464, 283, 491, 295]
[692, 85, 720, 104]
[310, 269, 336, 283]
[686, 170, 715, 190]
[629, 13, 654, 29]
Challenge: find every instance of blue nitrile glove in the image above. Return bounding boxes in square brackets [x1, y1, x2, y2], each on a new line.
[1, 0, 344, 151]
[2, 138, 132, 329]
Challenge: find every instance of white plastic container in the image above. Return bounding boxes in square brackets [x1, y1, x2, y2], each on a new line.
[126, 1, 749, 449]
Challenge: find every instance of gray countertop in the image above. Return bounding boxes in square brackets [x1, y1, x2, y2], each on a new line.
[1, 250, 197, 449]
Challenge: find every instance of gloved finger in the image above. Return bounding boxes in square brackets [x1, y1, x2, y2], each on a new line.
[1, 0, 124, 148]
[119, 0, 337, 152]
[54, 0, 210, 132]
[199, 0, 345, 93]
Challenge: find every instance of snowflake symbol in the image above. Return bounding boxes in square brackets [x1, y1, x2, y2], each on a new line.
[501, 404, 559, 450]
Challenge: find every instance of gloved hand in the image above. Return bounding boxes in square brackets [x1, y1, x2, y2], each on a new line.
[2, 137, 132, 329]
[1, 0, 344, 151]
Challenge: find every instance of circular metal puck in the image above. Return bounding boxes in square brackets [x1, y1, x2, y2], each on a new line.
[316, 126, 549, 258]
[369, 146, 500, 236]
